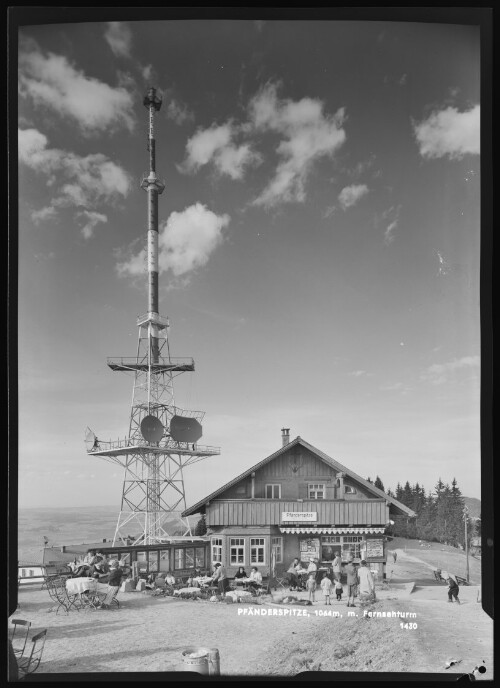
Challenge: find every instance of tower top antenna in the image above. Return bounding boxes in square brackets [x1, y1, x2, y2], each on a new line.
[143, 87, 162, 111]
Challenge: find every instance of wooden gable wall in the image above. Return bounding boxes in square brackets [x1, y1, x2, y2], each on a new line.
[216, 446, 380, 501]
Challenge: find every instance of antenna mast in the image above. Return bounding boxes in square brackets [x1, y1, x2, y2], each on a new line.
[86, 88, 220, 545]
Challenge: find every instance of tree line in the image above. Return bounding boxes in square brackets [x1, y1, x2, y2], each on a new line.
[366, 475, 480, 547]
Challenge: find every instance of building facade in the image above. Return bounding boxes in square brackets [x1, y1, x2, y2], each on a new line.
[183, 431, 416, 580]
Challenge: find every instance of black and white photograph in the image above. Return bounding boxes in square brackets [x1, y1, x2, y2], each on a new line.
[9, 7, 493, 681]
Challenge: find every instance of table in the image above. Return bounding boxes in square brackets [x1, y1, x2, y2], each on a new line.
[193, 576, 212, 586]
[66, 578, 108, 609]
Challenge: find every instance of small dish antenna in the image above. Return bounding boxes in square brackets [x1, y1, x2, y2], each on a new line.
[84, 427, 99, 452]
[140, 415, 164, 443]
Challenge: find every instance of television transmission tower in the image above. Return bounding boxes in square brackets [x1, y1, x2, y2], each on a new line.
[85, 88, 220, 545]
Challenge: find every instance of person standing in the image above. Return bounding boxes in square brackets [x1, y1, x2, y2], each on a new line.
[212, 562, 228, 595]
[320, 572, 332, 605]
[357, 560, 375, 601]
[306, 573, 317, 603]
[287, 557, 300, 590]
[392, 551, 397, 563]
[443, 571, 460, 604]
[345, 555, 358, 607]
[100, 560, 123, 609]
[332, 551, 342, 582]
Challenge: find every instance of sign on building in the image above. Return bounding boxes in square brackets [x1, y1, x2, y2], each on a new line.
[281, 512, 318, 522]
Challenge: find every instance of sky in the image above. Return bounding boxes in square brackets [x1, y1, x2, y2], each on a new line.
[16, 14, 482, 509]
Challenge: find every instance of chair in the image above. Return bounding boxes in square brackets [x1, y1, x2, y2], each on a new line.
[45, 575, 81, 615]
[10, 619, 32, 658]
[17, 629, 47, 679]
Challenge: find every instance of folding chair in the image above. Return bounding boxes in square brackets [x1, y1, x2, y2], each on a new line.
[46, 576, 81, 615]
[17, 629, 47, 679]
[10, 619, 32, 658]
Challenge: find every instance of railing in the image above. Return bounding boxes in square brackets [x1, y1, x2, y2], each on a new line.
[88, 437, 220, 455]
[136, 313, 170, 327]
[107, 356, 194, 368]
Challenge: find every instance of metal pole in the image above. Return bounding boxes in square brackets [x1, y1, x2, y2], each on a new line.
[464, 507, 470, 583]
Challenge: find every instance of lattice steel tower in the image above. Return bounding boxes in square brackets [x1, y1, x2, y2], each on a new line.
[85, 88, 220, 545]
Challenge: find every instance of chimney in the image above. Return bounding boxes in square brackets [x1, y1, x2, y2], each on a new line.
[281, 428, 290, 447]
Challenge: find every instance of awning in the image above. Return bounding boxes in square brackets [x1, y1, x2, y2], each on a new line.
[279, 527, 386, 535]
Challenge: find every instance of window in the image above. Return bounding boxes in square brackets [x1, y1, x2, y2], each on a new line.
[342, 536, 363, 558]
[344, 485, 357, 494]
[159, 550, 170, 572]
[271, 537, 283, 564]
[322, 536, 341, 543]
[174, 548, 185, 570]
[250, 538, 265, 565]
[185, 548, 195, 569]
[265, 484, 281, 499]
[195, 547, 205, 569]
[308, 483, 325, 499]
[230, 538, 245, 565]
[211, 538, 222, 563]
[29, 569, 34, 577]
[21, 569, 26, 577]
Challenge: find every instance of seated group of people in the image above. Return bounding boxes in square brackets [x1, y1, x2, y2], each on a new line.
[70, 550, 115, 580]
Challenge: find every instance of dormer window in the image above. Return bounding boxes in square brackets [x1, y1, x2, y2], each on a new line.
[308, 483, 325, 499]
[265, 484, 281, 499]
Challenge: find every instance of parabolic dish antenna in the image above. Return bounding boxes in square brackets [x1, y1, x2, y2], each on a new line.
[140, 415, 164, 443]
[84, 427, 97, 451]
[170, 415, 203, 443]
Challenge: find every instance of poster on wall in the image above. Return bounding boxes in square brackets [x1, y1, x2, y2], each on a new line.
[366, 539, 384, 559]
[299, 538, 320, 562]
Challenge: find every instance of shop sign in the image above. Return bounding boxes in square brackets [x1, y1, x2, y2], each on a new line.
[282, 512, 317, 522]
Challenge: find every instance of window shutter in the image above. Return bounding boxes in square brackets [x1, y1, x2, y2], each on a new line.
[298, 483, 308, 499]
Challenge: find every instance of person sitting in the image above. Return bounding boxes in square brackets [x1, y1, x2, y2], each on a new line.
[234, 566, 247, 582]
[72, 562, 91, 578]
[248, 567, 263, 591]
[91, 556, 109, 580]
[307, 558, 318, 574]
[154, 575, 166, 590]
[100, 560, 123, 609]
[165, 572, 176, 586]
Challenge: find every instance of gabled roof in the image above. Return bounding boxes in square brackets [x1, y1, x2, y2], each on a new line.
[182, 436, 416, 518]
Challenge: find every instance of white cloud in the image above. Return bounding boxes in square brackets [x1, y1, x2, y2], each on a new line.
[179, 123, 261, 180]
[349, 370, 368, 377]
[338, 184, 369, 210]
[19, 42, 135, 134]
[78, 210, 108, 240]
[249, 83, 346, 207]
[413, 105, 480, 160]
[142, 64, 154, 82]
[381, 205, 401, 245]
[104, 22, 132, 58]
[166, 98, 194, 126]
[31, 205, 58, 224]
[116, 203, 229, 279]
[19, 128, 131, 230]
[420, 355, 480, 385]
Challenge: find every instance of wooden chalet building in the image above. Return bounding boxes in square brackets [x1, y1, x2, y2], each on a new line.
[183, 430, 416, 580]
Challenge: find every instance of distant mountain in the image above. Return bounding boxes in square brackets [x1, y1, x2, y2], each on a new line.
[463, 496, 481, 519]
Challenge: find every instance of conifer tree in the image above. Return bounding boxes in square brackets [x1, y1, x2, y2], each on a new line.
[374, 475, 385, 491]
